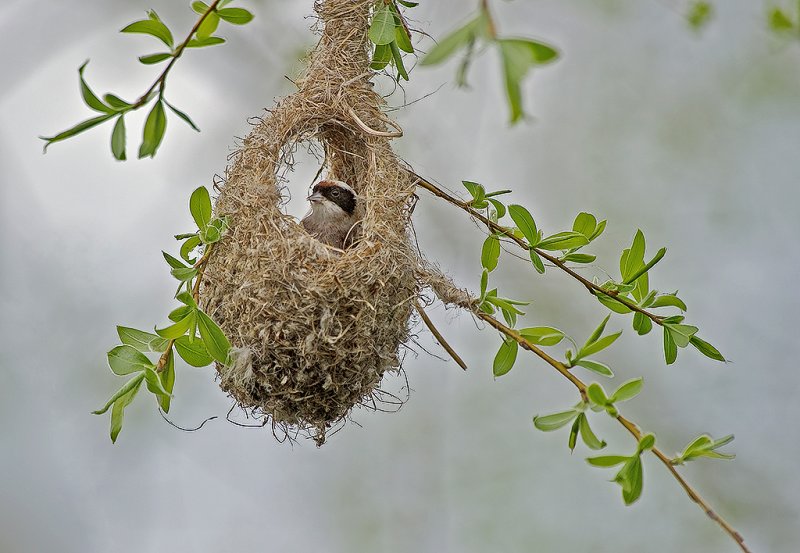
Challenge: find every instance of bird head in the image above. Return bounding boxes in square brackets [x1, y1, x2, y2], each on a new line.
[307, 180, 357, 216]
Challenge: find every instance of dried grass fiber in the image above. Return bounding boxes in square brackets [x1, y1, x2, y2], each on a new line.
[201, 0, 419, 444]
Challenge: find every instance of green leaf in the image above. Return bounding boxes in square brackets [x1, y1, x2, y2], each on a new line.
[161, 99, 201, 132]
[529, 250, 545, 274]
[78, 62, 113, 114]
[180, 235, 202, 263]
[580, 331, 622, 358]
[532, 409, 579, 431]
[196, 11, 220, 40]
[175, 335, 214, 367]
[770, 8, 795, 31]
[40, 114, 115, 151]
[578, 413, 607, 450]
[163, 251, 187, 269]
[519, 326, 564, 346]
[611, 378, 644, 403]
[561, 253, 596, 264]
[93, 373, 145, 444]
[586, 315, 610, 345]
[492, 338, 518, 377]
[586, 455, 628, 468]
[651, 293, 687, 311]
[481, 235, 501, 272]
[621, 230, 646, 282]
[190, 186, 213, 230]
[663, 326, 678, 365]
[171, 267, 197, 281]
[121, 18, 174, 48]
[620, 457, 644, 505]
[111, 115, 126, 161]
[666, 323, 699, 348]
[479, 268, 489, 301]
[625, 247, 666, 286]
[175, 291, 196, 306]
[187, 36, 226, 48]
[371, 43, 392, 70]
[191, 1, 210, 14]
[537, 231, 590, 251]
[197, 310, 231, 364]
[107, 345, 153, 376]
[168, 305, 194, 322]
[568, 416, 580, 452]
[487, 199, 506, 218]
[138, 52, 172, 65]
[139, 100, 167, 158]
[596, 292, 632, 314]
[369, 6, 396, 45]
[143, 366, 171, 398]
[92, 372, 145, 416]
[390, 41, 409, 81]
[689, 335, 726, 362]
[155, 313, 194, 339]
[637, 433, 656, 452]
[217, 7, 254, 25]
[572, 212, 597, 238]
[677, 434, 735, 463]
[575, 359, 614, 378]
[497, 38, 559, 123]
[586, 382, 608, 407]
[117, 326, 169, 353]
[421, 15, 483, 66]
[508, 204, 538, 245]
[158, 349, 175, 412]
[104, 94, 132, 110]
[462, 180, 485, 201]
[687, 1, 713, 30]
[393, 8, 414, 53]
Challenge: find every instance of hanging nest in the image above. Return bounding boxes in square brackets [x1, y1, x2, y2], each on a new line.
[201, 0, 425, 445]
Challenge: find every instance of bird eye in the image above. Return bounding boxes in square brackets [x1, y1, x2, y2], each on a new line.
[331, 189, 340, 197]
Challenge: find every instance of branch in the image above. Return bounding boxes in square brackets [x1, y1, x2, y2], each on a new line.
[411, 172, 666, 326]
[474, 309, 751, 553]
[414, 300, 468, 370]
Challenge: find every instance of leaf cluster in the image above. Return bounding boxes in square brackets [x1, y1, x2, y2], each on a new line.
[40, 1, 253, 159]
[93, 186, 232, 442]
[369, 0, 417, 81]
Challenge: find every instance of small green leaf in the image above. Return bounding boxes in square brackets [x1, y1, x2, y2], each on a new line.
[111, 115, 126, 160]
[770, 8, 795, 31]
[586, 315, 610, 345]
[155, 313, 194, 339]
[586, 382, 608, 407]
[572, 212, 597, 239]
[158, 349, 175, 412]
[479, 268, 489, 301]
[575, 359, 614, 378]
[197, 310, 231, 364]
[107, 345, 153, 376]
[666, 323, 699, 348]
[187, 36, 226, 48]
[568, 416, 580, 452]
[163, 251, 187, 269]
[561, 253, 596, 264]
[650, 293, 687, 311]
[92, 373, 145, 416]
[611, 378, 644, 403]
[462, 180, 485, 201]
[596, 293, 633, 314]
[663, 327, 678, 365]
[78, 62, 113, 114]
[689, 335, 726, 362]
[180, 235, 202, 263]
[138, 52, 172, 65]
[537, 232, 590, 251]
[117, 326, 169, 353]
[196, 11, 220, 40]
[104, 94, 132, 110]
[175, 335, 214, 367]
[519, 326, 564, 346]
[421, 15, 483, 66]
[40, 114, 115, 151]
[632, 312, 652, 336]
[533, 409, 579, 431]
[390, 41, 409, 81]
[139, 100, 167, 158]
[393, 8, 414, 53]
[168, 305, 194, 322]
[217, 7, 254, 25]
[578, 413, 607, 450]
[687, 1, 713, 30]
[620, 457, 644, 505]
[586, 455, 628, 467]
[143, 366, 171, 398]
[191, 1, 209, 14]
[492, 338, 518, 377]
[508, 204, 538, 245]
[369, 6, 396, 45]
[481, 235, 501, 272]
[529, 250, 545, 274]
[487, 199, 506, 218]
[637, 433, 656, 452]
[580, 331, 622, 358]
[171, 267, 198, 282]
[121, 18, 174, 48]
[371, 43, 392, 70]
[190, 186, 213, 230]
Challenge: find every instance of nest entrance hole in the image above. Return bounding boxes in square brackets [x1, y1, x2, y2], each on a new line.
[275, 138, 327, 222]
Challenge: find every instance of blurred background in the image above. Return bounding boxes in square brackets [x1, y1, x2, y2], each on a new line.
[1, 0, 798, 551]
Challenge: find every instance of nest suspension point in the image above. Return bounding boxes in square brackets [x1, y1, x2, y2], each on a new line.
[201, 0, 426, 445]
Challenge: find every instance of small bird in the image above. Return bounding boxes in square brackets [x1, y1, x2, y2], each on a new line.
[301, 179, 360, 249]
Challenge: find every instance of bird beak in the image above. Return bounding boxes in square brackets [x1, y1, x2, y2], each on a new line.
[307, 192, 325, 203]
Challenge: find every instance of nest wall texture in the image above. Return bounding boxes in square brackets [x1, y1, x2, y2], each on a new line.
[201, 0, 421, 444]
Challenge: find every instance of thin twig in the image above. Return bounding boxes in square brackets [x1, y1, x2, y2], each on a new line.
[411, 172, 665, 326]
[347, 106, 404, 138]
[414, 300, 468, 370]
[473, 307, 750, 552]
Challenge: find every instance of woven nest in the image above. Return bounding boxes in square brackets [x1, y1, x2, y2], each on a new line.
[201, 0, 424, 444]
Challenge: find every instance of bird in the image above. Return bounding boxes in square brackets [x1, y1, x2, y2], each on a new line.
[300, 179, 360, 249]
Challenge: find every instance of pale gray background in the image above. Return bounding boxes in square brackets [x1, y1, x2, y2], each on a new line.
[1, 0, 798, 552]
